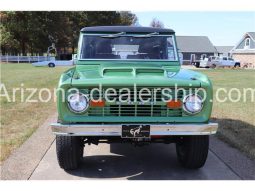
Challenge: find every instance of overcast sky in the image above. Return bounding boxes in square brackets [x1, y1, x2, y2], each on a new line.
[134, 12, 255, 46]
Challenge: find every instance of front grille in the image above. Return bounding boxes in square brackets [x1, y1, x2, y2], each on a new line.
[88, 105, 182, 117]
[83, 87, 189, 117]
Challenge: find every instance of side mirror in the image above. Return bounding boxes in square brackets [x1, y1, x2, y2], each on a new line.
[178, 52, 183, 65]
[73, 54, 77, 60]
[72, 54, 77, 65]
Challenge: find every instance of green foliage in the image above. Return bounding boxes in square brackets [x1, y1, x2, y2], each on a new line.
[0, 11, 137, 55]
[0, 24, 19, 50]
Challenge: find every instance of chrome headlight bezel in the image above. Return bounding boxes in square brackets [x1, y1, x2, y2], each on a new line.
[183, 94, 203, 114]
[67, 93, 89, 113]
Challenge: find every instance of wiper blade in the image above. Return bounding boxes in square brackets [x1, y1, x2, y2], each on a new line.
[133, 32, 159, 38]
[101, 32, 126, 38]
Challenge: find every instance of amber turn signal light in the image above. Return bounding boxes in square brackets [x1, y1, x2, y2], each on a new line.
[90, 100, 105, 107]
[167, 100, 182, 108]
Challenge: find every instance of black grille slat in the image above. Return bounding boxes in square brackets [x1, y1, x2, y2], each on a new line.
[86, 87, 186, 117]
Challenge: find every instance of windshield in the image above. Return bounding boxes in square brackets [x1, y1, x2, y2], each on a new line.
[80, 34, 177, 61]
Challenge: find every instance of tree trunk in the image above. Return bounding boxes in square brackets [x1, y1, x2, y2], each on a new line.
[21, 41, 26, 55]
[72, 45, 75, 54]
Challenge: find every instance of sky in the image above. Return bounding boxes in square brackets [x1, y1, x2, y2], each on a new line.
[134, 12, 255, 46]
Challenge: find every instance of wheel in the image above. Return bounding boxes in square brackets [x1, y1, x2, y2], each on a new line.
[48, 62, 55, 67]
[56, 136, 84, 170]
[176, 135, 209, 169]
[211, 64, 216, 69]
[195, 62, 200, 68]
[234, 62, 240, 68]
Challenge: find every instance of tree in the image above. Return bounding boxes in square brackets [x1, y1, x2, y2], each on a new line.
[150, 18, 164, 28]
[119, 11, 138, 25]
[0, 24, 19, 55]
[0, 11, 137, 55]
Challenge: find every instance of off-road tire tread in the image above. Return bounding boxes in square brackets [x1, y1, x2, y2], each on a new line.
[56, 136, 83, 170]
[176, 136, 209, 169]
[234, 63, 240, 67]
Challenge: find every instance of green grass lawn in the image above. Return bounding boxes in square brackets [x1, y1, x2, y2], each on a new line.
[198, 69, 255, 159]
[0, 64, 254, 163]
[0, 63, 72, 163]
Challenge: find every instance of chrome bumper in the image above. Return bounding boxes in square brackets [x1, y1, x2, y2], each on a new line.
[51, 122, 218, 136]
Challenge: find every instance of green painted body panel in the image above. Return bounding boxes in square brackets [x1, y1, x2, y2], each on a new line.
[57, 61, 213, 124]
[56, 31, 213, 124]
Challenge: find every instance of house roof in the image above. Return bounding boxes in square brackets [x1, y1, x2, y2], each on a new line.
[81, 26, 175, 34]
[176, 36, 217, 53]
[231, 32, 255, 53]
[215, 46, 234, 54]
[247, 32, 255, 41]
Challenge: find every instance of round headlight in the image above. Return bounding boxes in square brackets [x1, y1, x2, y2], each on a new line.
[68, 93, 89, 113]
[183, 94, 203, 114]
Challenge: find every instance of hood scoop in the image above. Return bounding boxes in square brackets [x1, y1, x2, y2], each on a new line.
[103, 68, 134, 77]
[136, 68, 164, 77]
[102, 68, 165, 77]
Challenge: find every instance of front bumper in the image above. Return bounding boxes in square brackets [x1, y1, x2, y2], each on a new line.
[51, 122, 218, 136]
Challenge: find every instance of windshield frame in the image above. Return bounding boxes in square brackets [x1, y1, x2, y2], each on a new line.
[78, 33, 179, 62]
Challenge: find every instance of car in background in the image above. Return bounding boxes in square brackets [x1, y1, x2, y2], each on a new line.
[209, 56, 240, 68]
[198, 56, 240, 68]
[32, 54, 75, 67]
[32, 60, 74, 67]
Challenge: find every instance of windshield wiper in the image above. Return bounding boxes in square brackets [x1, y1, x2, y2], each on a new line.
[100, 32, 126, 38]
[133, 32, 159, 38]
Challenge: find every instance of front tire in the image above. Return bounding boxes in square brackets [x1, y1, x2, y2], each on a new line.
[176, 135, 209, 169]
[56, 136, 84, 170]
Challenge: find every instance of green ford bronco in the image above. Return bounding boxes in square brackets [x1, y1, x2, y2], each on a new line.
[51, 26, 218, 170]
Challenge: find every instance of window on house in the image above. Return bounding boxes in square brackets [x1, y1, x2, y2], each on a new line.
[245, 38, 250, 48]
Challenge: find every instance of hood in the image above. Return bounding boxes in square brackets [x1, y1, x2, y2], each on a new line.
[71, 61, 206, 87]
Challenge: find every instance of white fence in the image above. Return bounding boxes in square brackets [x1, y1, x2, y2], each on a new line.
[0, 55, 55, 63]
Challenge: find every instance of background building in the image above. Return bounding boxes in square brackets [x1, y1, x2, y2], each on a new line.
[230, 32, 255, 68]
[215, 46, 234, 57]
[176, 36, 217, 65]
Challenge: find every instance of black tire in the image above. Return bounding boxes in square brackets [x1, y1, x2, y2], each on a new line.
[195, 62, 200, 68]
[176, 135, 209, 169]
[234, 62, 240, 68]
[211, 64, 216, 69]
[48, 62, 55, 67]
[56, 136, 84, 170]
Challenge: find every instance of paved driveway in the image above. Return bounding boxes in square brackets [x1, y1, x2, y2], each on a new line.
[2, 114, 254, 180]
[30, 141, 240, 180]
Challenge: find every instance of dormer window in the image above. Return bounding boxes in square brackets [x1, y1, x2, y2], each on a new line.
[244, 38, 250, 49]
